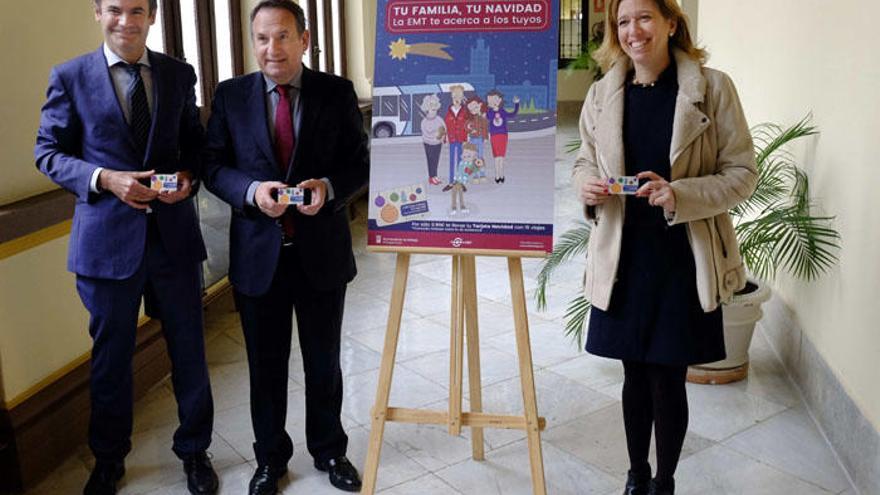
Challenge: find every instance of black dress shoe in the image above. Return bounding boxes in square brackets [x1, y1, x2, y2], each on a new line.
[83, 461, 124, 495]
[249, 464, 287, 495]
[623, 469, 650, 495]
[648, 477, 674, 495]
[183, 452, 219, 494]
[314, 456, 362, 492]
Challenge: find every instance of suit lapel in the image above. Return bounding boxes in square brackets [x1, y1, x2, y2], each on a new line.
[90, 47, 137, 152]
[247, 73, 278, 171]
[144, 50, 162, 165]
[286, 67, 319, 183]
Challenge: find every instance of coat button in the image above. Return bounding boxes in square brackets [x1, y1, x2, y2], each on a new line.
[724, 271, 737, 288]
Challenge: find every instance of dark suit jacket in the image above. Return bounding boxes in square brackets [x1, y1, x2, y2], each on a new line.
[34, 47, 207, 280]
[203, 67, 369, 296]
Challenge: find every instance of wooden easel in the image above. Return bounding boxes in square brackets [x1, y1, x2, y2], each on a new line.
[360, 251, 547, 494]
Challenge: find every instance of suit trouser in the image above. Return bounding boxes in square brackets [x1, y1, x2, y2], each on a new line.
[234, 244, 348, 468]
[75, 218, 213, 463]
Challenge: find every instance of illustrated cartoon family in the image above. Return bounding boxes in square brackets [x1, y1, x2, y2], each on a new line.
[419, 85, 520, 216]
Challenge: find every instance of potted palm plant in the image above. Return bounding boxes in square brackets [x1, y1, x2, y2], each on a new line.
[537, 114, 841, 383]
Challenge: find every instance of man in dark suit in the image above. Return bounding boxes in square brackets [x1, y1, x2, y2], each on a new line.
[203, 1, 368, 493]
[34, 1, 218, 494]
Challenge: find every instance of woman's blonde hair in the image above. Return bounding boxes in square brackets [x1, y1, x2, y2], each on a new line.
[592, 0, 707, 72]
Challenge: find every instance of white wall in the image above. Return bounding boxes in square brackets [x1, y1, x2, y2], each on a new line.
[0, 2, 103, 403]
[698, 0, 880, 430]
[0, 238, 91, 404]
[0, 2, 102, 205]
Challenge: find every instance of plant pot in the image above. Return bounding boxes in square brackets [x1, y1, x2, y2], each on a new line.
[687, 279, 772, 384]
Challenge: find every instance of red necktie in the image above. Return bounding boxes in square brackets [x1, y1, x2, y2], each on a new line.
[274, 85, 296, 238]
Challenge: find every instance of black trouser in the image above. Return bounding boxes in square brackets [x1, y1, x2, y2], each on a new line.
[234, 245, 348, 468]
[621, 361, 688, 487]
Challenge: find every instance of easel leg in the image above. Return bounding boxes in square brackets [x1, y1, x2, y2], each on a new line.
[361, 253, 410, 494]
[462, 255, 485, 460]
[448, 255, 464, 436]
[508, 257, 547, 494]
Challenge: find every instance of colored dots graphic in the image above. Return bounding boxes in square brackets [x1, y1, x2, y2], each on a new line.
[390, 192, 399, 202]
[380, 203, 399, 223]
[409, 193, 417, 201]
[374, 196, 386, 207]
[415, 187, 423, 194]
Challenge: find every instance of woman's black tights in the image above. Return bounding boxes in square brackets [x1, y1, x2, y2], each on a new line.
[622, 360, 688, 487]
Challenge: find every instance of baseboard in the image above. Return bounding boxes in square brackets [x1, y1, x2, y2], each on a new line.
[0, 281, 232, 493]
[760, 293, 879, 495]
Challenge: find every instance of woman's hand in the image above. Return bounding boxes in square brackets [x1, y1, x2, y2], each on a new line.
[635, 171, 676, 214]
[579, 176, 611, 206]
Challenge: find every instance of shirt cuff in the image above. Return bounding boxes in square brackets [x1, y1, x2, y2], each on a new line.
[321, 177, 335, 201]
[90, 167, 104, 193]
[245, 181, 260, 206]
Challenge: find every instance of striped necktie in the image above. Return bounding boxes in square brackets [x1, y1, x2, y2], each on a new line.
[123, 62, 151, 156]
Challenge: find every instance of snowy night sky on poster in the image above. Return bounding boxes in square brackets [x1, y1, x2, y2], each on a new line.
[374, 1, 560, 87]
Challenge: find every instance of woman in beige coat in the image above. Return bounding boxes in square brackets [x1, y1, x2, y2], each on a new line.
[572, 1, 757, 494]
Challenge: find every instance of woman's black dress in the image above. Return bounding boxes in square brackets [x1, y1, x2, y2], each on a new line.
[585, 63, 726, 366]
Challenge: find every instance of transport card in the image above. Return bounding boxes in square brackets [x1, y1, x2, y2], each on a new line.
[150, 174, 178, 192]
[607, 176, 639, 195]
[277, 187, 306, 205]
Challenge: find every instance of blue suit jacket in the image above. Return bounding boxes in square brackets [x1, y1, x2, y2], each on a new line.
[203, 68, 369, 296]
[35, 47, 207, 280]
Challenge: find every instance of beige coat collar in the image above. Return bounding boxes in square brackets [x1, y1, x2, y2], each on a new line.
[592, 49, 711, 178]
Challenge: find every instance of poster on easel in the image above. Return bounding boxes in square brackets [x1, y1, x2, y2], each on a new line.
[367, 0, 559, 255]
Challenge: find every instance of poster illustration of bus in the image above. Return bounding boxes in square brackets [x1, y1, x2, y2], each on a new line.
[368, 0, 558, 254]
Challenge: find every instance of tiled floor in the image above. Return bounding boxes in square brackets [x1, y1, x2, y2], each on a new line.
[26, 121, 855, 494]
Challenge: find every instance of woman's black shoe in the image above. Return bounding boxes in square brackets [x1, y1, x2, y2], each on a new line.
[647, 478, 674, 495]
[623, 469, 650, 495]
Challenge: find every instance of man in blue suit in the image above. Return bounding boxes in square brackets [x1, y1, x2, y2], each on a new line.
[203, 1, 368, 493]
[34, 1, 217, 494]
